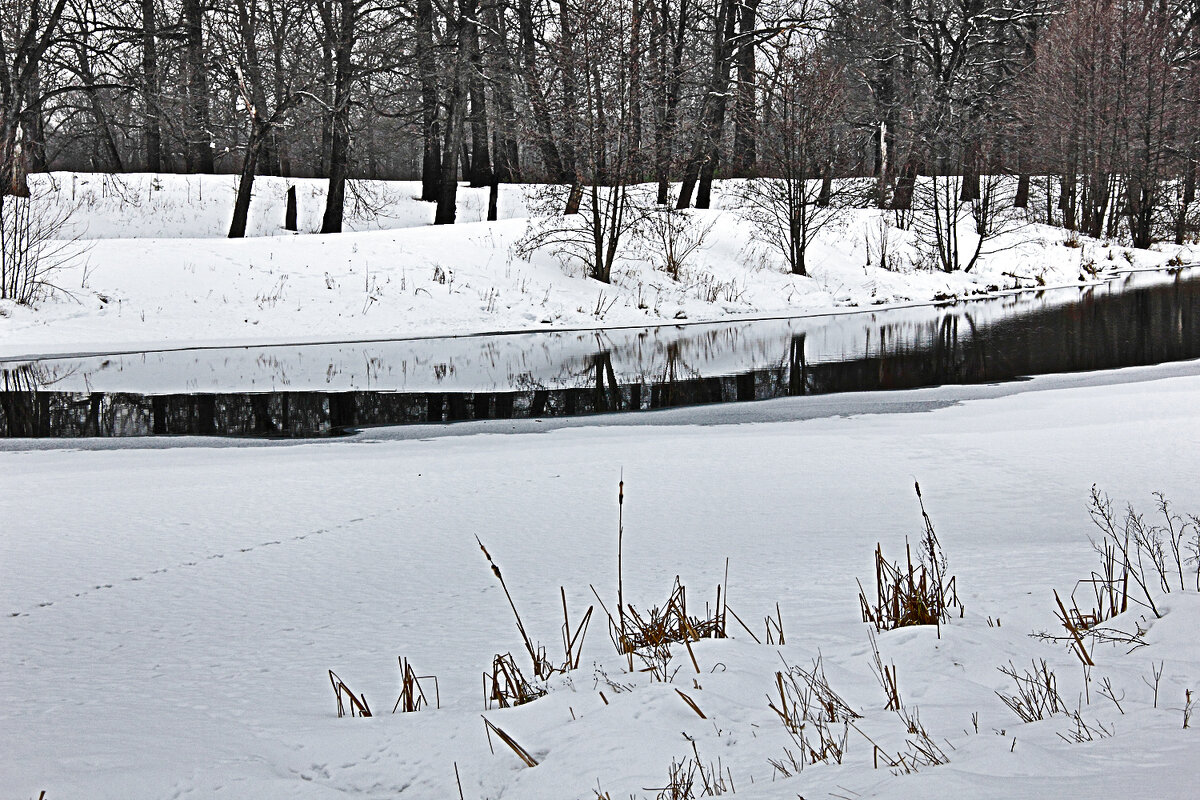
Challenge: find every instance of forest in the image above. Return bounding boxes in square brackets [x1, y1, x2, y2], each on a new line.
[1, 0, 1198, 257]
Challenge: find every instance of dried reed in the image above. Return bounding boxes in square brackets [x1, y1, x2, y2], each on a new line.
[328, 670, 372, 718]
[392, 657, 439, 713]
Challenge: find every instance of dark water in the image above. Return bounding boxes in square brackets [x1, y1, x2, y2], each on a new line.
[2, 268, 1198, 438]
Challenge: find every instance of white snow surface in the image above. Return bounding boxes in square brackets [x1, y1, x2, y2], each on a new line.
[1, 172, 1196, 359]
[3, 366, 1200, 798]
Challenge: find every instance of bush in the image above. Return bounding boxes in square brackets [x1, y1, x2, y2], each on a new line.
[0, 188, 79, 305]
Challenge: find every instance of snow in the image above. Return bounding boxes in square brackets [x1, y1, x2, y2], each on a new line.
[3, 364, 1199, 798]
[1, 172, 1195, 360]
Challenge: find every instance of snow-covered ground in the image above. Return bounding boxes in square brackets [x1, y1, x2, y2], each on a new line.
[1, 172, 1195, 359]
[3, 364, 1199, 798]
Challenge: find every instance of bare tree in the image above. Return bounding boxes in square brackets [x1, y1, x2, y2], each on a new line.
[737, 39, 849, 276]
[1, 185, 80, 304]
[1, 0, 69, 196]
[220, 0, 309, 237]
[1023, 0, 1188, 246]
[517, 0, 645, 282]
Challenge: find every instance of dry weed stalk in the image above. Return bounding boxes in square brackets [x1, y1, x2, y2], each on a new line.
[675, 688, 707, 719]
[600, 478, 732, 668]
[996, 660, 1067, 722]
[648, 743, 735, 798]
[561, 587, 594, 671]
[848, 716, 950, 776]
[840, 630, 950, 775]
[481, 716, 539, 767]
[858, 483, 961, 634]
[476, 536, 555, 679]
[1085, 487, 1200, 619]
[768, 654, 860, 734]
[392, 657, 439, 713]
[767, 655, 859, 775]
[328, 670, 372, 717]
[1048, 488, 1200, 666]
[484, 652, 547, 708]
[1052, 590, 1096, 666]
[1057, 711, 1114, 743]
[764, 604, 785, 645]
[866, 628, 902, 711]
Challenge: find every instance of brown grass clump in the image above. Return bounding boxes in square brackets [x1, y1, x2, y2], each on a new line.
[484, 652, 546, 708]
[619, 576, 727, 653]
[392, 657, 439, 713]
[858, 482, 961, 634]
[1045, 487, 1200, 665]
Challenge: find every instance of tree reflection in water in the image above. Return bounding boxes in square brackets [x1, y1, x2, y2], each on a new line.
[2, 271, 1197, 438]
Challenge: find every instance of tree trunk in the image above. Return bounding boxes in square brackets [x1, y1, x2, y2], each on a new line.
[629, 0, 643, 173]
[817, 165, 832, 207]
[676, 0, 736, 209]
[318, 2, 335, 176]
[485, 3, 520, 182]
[181, 0, 214, 172]
[654, 0, 688, 205]
[731, 0, 759, 176]
[487, 177, 499, 221]
[435, 1, 473, 225]
[417, 0, 441, 200]
[229, 124, 267, 238]
[1014, 173, 1030, 209]
[557, 0, 581, 196]
[17, 64, 47, 173]
[0, 0, 69, 196]
[466, 10, 492, 188]
[320, 0, 356, 234]
[1, 113, 26, 198]
[958, 135, 980, 202]
[285, 185, 298, 231]
[891, 157, 919, 211]
[141, 0, 161, 171]
[1176, 165, 1195, 246]
[73, 41, 123, 171]
[518, 0, 566, 180]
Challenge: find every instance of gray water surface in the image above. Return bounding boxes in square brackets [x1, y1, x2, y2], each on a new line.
[3, 268, 1198, 438]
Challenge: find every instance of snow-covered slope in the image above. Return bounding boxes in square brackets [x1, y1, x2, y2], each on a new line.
[1, 172, 1194, 359]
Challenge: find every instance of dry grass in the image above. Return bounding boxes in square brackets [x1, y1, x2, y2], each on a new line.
[995, 659, 1067, 723]
[1081, 487, 1200, 619]
[648, 743, 735, 798]
[560, 587, 594, 672]
[482, 716, 539, 767]
[867, 628, 902, 711]
[598, 575, 729, 655]
[328, 670, 372, 718]
[858, 482, 961, 634]
[767, 655, 860, 776]
[392, 657, 439, 713]
[476, 536, 556, 679]
[484, 652, 546, 708]
[1047, 487, 1199, 664]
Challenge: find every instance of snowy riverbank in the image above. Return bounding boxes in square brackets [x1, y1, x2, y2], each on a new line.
[1, 172, 1195, 359]
[2, 366, 1199, 798]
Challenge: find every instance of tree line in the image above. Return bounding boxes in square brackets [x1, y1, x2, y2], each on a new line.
[1, 0, 1198, 249]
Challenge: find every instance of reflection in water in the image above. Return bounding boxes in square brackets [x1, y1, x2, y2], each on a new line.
[2, 269, 1198, 438]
